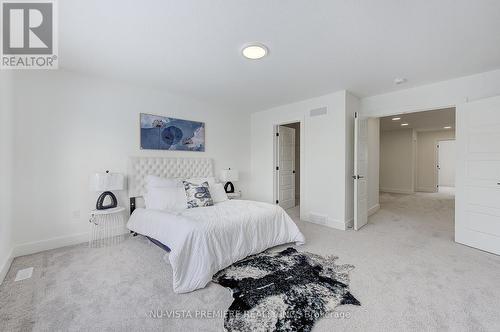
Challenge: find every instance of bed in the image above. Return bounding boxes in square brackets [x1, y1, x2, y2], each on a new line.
[126, 157, 305, 293]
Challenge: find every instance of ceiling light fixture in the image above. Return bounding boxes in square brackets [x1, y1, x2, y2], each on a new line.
[401, 123, 409, 126]
[241, 43, 269, 60]
[443, 126, 452, 129]
[392, 117, 401, 121]
[394, 78, 407, 85]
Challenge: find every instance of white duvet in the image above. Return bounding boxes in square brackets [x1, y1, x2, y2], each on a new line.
[126, 199, 305, 293]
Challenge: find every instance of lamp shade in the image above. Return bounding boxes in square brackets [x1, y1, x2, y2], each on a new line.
[90, 172, 126, 191]
[220, 169, 239, 182]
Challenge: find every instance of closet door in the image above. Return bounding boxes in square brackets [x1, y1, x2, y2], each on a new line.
[354, 113, 368, 230]
[278, 126, 296, 209]
[456, 96, 500, 254]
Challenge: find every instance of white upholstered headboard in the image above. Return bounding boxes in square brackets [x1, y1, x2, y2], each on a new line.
[128, 157, 214, 198]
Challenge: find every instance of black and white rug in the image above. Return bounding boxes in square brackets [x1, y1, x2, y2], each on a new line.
[213, 247, 360, 332]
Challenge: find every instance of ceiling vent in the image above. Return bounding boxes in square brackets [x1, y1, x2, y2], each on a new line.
[310, 107, 328, 117]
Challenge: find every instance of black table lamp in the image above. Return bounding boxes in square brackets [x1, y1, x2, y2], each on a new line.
[220, 168, 239, 193]
[90, 171, 126, 210]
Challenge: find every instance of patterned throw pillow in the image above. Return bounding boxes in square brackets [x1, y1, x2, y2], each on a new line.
[183, 181, 214, 208]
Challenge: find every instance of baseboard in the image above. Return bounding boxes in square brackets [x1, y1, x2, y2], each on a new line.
[303, 215, 347, 231]
[0, 249, 14, 285]
[328, 218, 348, 231]
[368, 204, 380, 216]
[416, 186, 437, 193]
[13, 232, 89, 258]
[380, 188, 414, 195]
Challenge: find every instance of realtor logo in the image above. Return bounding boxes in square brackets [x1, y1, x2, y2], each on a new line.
[1, 0, 58, 69]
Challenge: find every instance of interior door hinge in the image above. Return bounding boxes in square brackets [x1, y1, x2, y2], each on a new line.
[276, 132, 279, 137]
[276, 166, 279, 170]
[276, 200, 279, 204]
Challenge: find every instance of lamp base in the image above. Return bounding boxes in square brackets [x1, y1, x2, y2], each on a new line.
[224, 182, 235, 193]
[96, 191, 118, 210]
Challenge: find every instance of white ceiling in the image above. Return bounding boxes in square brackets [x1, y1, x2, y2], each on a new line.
[59, 0, 500, 111]
[380, 108, 456, 132]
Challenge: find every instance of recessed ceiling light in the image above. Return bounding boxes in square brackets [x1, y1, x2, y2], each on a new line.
[401, 123, 409, 126]
[392, 117, 401, 121]
[241, 43, 268, 60]
[394, 78, 407, 85]
[443, 126, 452, 129]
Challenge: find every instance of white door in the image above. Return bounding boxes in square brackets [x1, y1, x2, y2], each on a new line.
[278, 126, 296, 209]
[354, 113, 368, 230]
[456, 96, 500, 255]
[438, 140, 456, 187]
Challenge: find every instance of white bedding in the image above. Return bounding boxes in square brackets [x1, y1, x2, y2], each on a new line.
[126, 199, 305, 293]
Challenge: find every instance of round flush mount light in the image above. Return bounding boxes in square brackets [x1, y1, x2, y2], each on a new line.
[241, 43, 269, 60]
[392, 117, 401, 121]
[394, 77, 407, 85]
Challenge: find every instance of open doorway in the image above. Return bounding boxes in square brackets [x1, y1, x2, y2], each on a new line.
[274, 122, 301, 213]
[358, 108, 456, 237]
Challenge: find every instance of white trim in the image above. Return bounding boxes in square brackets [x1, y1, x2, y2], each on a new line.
[416, 186, 438, 193]
[322, 219, 346, 231]
[13, 232, 88, 258]
[302, 216, 347, 231]
[380, 188, 414, 195]
[0, 249, 14, 284]
[368, 204, 380, 216]
[329, 219, 348, 230]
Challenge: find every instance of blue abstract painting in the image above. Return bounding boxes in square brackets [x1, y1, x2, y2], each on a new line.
[140, 113, 205, 151]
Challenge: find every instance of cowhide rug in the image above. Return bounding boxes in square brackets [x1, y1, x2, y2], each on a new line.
[213, 247, 360, 332]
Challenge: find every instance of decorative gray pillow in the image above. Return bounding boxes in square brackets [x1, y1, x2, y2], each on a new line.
[183, 181, 214, 208]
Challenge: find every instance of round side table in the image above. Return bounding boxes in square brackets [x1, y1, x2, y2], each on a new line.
[89, 206, 126, 248]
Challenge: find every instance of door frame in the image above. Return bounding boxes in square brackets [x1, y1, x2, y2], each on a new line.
[366, 105, 457, 230]
[273, 120, 304, 217]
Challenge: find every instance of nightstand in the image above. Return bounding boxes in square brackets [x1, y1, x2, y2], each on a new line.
[227, 191, 242, 200]
[89, 206, 126, 247]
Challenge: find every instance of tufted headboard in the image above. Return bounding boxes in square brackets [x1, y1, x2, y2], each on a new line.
[128, 157, 214, 213]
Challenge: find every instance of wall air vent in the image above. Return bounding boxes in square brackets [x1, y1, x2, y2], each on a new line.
[309, 212, 328, 225]
[310, 107, 327, 117]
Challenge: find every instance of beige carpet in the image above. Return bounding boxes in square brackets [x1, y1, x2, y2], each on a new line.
[2, 191, 500, 331]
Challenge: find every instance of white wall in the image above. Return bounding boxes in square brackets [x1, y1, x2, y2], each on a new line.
[361, 69, 500, 117]
[367, 118, 380, 214]
[0, 72, 14, 282]
[437, 139, 456, 187]
[250, 90, 357, 230]
[380, 129, 416, 194]
[416, 130, 456, 192]
[11, 70, 251, 256]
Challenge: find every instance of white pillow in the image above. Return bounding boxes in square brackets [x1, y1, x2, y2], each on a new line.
[145, 175, 181, 188]
[210, 183, 228, 203]
[186, 177, 216, 186]
[144, 186, 187, 212]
